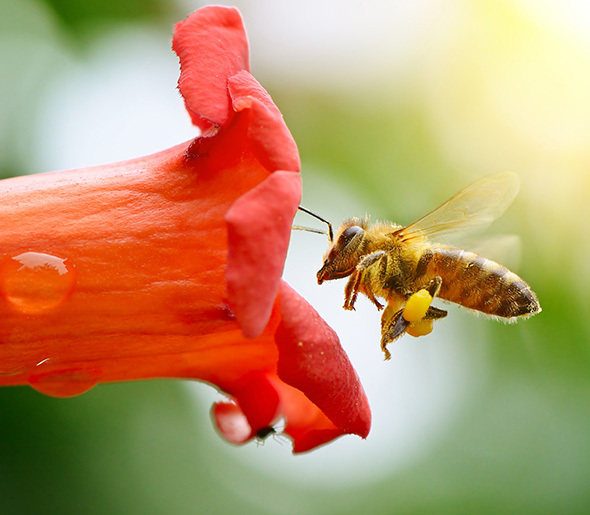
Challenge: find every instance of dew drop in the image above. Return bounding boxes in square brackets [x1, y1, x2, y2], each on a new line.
[28, 366, 100, 398]
[1, 252, 76, 314]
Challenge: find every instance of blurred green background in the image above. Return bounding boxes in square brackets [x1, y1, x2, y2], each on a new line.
[1, 0, 590, 513]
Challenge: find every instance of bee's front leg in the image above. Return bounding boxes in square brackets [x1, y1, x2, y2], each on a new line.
[343, 270, 359, 310]
[343, 251, 387, 311]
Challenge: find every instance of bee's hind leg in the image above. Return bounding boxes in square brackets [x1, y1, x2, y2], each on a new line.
[381, 278, 448, 358]
[380, 303, 409, 360]
[379, 303, 448, 360]
[424, 306, 447, 320]
[402, 276, 443, 322]
[423, 276, 442, 298]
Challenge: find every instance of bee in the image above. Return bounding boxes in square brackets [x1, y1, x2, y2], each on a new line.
[304, 172, 541, 360]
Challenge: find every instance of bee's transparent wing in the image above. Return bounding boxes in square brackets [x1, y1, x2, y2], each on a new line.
[395, 172, 520, 243]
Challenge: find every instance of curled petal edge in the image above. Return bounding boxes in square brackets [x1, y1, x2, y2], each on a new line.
[211, 284, 371, 453]
[275, 282, 372, 439]
[228, 70, 301, 173]
[173, 6, 250, 133]
[226, 172, 301, 338]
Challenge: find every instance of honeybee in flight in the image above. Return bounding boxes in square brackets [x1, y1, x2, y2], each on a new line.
[301, 172, 541, 360]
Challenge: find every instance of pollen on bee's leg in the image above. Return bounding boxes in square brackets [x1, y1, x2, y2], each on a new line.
[407, 318, 434, 338]
[403, 289, 433, 323]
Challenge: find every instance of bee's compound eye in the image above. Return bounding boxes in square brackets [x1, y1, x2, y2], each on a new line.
[339, 225, 363, 246]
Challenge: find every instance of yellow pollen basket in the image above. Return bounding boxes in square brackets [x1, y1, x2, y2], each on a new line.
[403, 289, 433, 323]
[407, 318, 434, 337]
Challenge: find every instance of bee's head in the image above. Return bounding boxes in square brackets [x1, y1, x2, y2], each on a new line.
[317, 217, 368, 284]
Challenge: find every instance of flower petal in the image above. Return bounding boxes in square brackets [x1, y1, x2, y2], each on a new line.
[212, 372, 363, 453]
[173, 6, 249, 133]
[231, 373, 281, 431]
[275, 282, 372, 439]
[212, 401, 253, 444]
[228, 70, 301, 173]
[270, 379, 347, 453]
[226, 171, 301, 338]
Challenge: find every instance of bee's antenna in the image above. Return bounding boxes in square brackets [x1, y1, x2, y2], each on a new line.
[297, 206, 334, 243]
[292, 225, 329, 237]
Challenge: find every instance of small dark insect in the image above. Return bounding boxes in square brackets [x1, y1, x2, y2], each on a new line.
[254, 425, 290, 447]
[255, 426, 277, 441]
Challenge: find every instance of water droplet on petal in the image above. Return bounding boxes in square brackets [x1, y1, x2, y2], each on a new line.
[28, 366, 100, 398]
[1, 252, 76, 314]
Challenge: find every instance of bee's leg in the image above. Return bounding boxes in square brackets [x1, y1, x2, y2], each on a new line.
[343, 251, 387, 311]
[424, 306, 447, 320]
[364, 288, 384, 311]
[380, 309, 408, 360]
[402, 276, 444, 322]
[379, 301, 408, 360]
[404, 305, 447, 339]
[424, 276, 442, 298]
[343, 270, 359, 310]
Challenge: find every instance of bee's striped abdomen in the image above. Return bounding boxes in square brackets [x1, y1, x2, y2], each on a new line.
[422, 247, 540, 319]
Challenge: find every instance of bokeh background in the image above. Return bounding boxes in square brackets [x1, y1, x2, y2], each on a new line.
[1, 0, 590, 513]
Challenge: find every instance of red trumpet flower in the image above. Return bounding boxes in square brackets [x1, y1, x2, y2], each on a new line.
[0, 5, 370, 453]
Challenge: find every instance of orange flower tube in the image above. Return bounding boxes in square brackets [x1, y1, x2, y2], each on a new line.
[0, 6, 370, 453]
